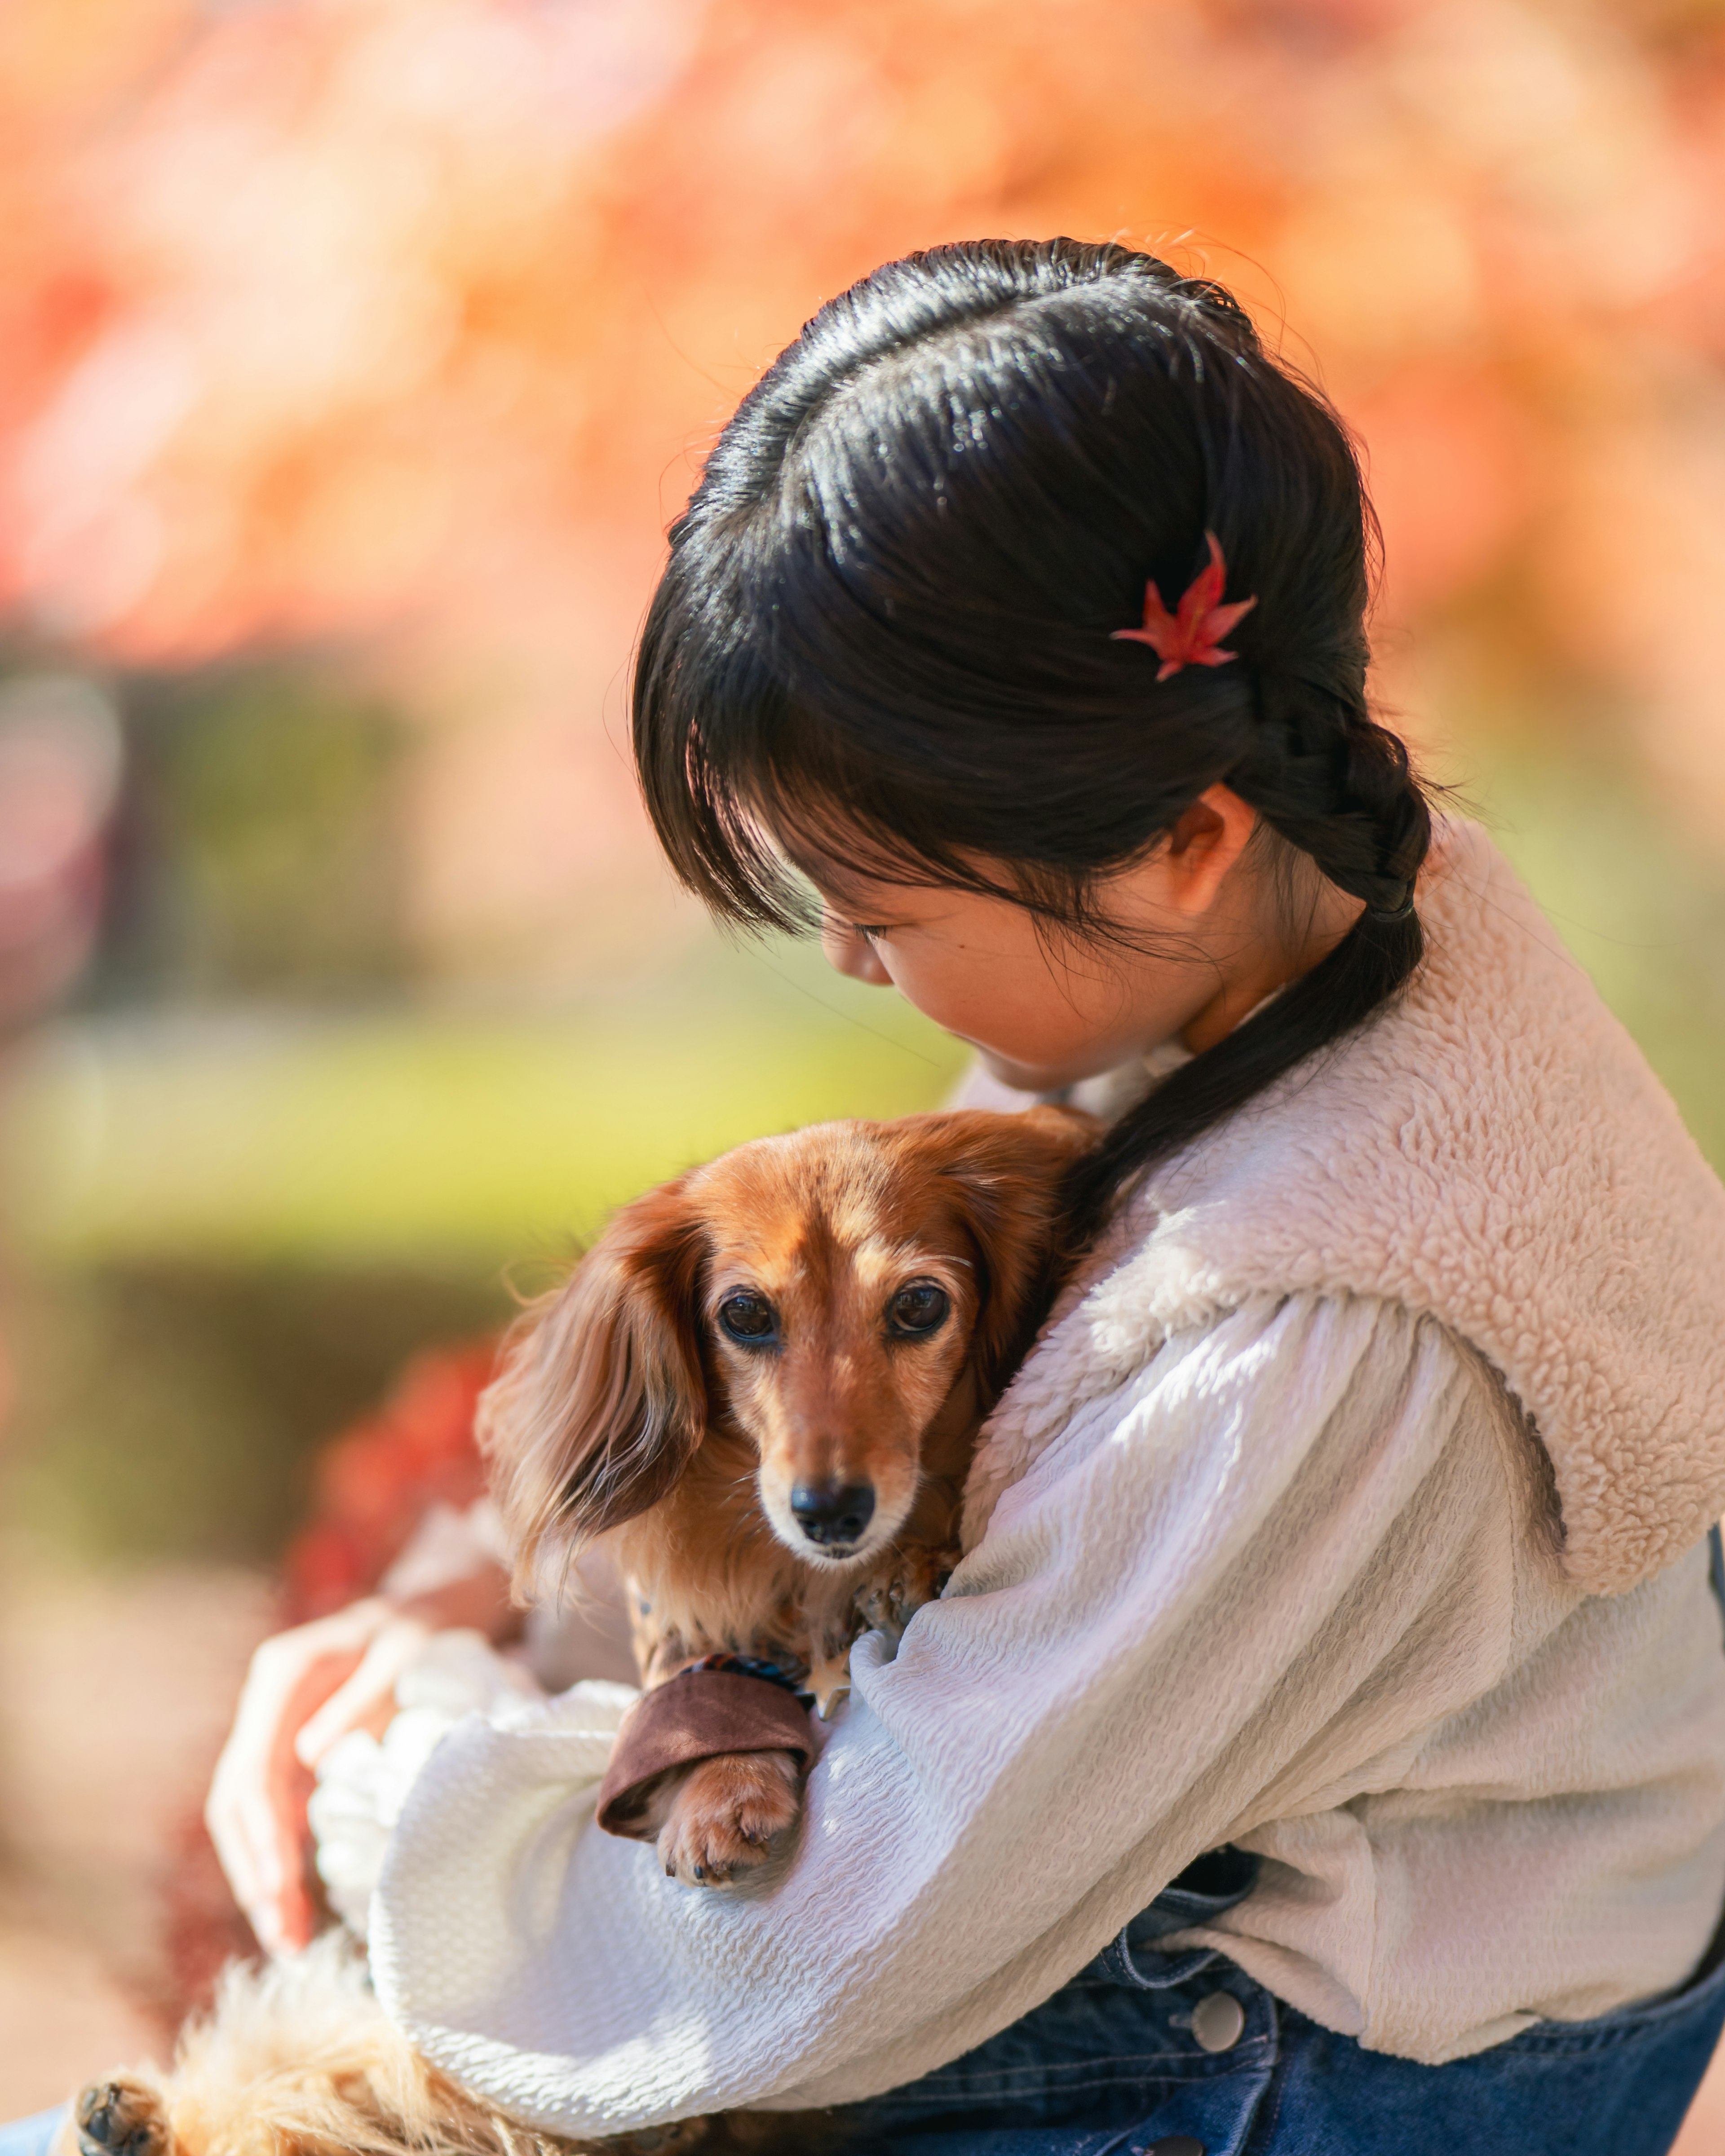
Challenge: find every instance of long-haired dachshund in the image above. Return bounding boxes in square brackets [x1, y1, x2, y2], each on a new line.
[60, 1105, 1094, 2156]
[481, 1102, 1094, 1885]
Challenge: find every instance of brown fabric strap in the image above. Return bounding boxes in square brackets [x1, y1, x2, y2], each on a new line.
[595, 1670, 813, 1840]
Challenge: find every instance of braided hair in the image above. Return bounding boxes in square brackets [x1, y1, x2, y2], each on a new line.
[632, 237, 1432, 1247]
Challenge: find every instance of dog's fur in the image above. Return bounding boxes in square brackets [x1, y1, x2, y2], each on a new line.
[480, 1105, 1094, 1883]
[59, 1938, 814, 2156]
[63, 1107, 1093, 2156]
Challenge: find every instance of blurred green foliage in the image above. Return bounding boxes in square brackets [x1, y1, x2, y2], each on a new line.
[1471, 750, 1725, 1174]
[95, 665, 409, 1005]
[3, 945, 969, 1267]
[2, 1264, 505, 1565]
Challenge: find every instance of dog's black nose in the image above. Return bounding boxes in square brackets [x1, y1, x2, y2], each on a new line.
[789, 1479, 876, 1547]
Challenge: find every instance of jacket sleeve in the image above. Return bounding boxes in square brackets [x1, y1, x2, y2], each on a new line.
[368, 1293, 1537, 2135]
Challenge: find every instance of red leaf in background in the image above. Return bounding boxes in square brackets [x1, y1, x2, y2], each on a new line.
[281, 1341, 497, 1623]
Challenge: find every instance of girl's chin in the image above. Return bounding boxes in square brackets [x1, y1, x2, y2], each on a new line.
[973, 1044, 1124, 1094]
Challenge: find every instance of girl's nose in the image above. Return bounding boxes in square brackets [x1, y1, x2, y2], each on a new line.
[820, 911, 892, 985]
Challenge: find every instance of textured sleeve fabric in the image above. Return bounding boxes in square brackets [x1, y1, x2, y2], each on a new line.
[368, 1296, 1544, 2134]
[595, 1672, 814, 1837]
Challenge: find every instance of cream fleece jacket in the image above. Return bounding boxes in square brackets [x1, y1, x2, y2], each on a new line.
[364, 824, 1725, 2133]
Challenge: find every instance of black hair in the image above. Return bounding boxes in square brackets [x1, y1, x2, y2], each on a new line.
[632, 237, 1430, 1248]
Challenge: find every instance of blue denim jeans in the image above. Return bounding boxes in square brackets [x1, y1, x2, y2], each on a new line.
[831, 1844, 1725, 2156]
[0, 2112, 62, 2156]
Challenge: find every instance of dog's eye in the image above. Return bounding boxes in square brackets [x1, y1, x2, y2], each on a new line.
[717, 1291, 778, 1345]
[889, 1281, 951, 1337]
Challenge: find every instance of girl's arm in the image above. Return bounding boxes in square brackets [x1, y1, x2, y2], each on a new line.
[369, 1294, 1540, 2133]
[206, 1566, 517, 1955]
[209, 1505, 638, 1953]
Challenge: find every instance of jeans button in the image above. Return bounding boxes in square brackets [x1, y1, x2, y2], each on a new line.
[1147, 2139, 1205, 2156]
[1190, 1990, 1246, 2053]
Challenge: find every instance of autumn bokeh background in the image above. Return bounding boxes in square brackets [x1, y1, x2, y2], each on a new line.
[4, 0, 1725, 2123]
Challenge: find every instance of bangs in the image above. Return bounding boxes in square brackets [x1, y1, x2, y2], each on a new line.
[739, 754, 1083, 930]
[641, 632, 1092, 939]
[639, 604, 1234, 941]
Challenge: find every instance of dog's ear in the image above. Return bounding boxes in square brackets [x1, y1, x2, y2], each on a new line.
[479, 1179, 709, 1597]
[900, 1105, 1100, 1403]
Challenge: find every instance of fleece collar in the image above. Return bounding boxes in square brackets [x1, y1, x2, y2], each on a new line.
[966, 822, 1725, 1596]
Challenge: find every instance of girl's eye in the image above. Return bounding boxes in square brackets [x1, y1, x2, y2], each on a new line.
[889, 1282, 951, 1338]
[717, 1291, 778, 1345]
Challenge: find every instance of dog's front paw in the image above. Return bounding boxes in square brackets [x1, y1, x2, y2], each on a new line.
[857, 1543, 960, 1638]
[75, 2080, 169, 2156]
[656, 1750, 802, 1887]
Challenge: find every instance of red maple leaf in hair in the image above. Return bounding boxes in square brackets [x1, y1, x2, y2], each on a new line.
[1110, 531, 1257, 681]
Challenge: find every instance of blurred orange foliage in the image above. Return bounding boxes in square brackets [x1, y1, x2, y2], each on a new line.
[282, 1342, 495, 1621]
[4, 0, 1725, 809]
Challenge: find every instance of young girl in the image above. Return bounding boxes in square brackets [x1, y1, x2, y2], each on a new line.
[232, 237, 1725, 2156]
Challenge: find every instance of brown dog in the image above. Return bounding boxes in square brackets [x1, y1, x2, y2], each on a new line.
[481, 1104, 1094, 1886]
[61, 1106, 1094, 2156]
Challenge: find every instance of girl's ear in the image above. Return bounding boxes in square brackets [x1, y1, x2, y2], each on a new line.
[478, 1181, 708, 1599]
[906, 1105, 1100, 1402]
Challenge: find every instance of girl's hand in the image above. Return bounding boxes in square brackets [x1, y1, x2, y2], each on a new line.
[205, 1566, 515, 1954]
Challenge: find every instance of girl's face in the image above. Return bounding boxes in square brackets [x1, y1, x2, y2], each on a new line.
[805, 786, 1360, 1093]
